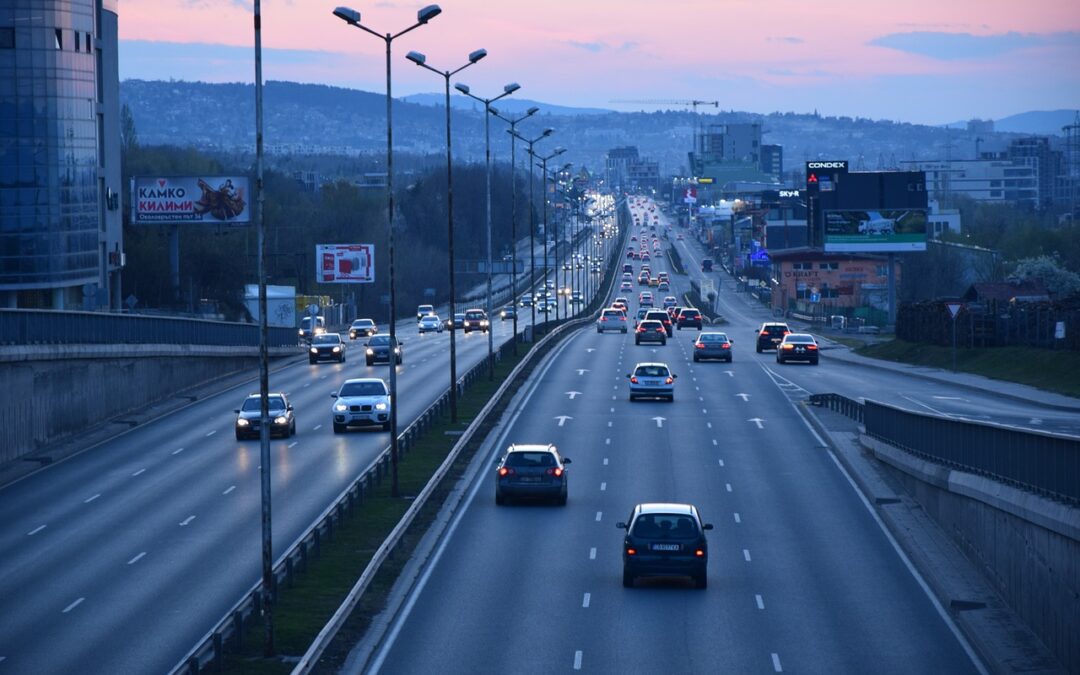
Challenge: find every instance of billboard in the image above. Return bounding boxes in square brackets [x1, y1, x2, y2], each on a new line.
[823, 209, 928, 252]
[131, 176, 249, 224]
[317, 244, 375, 283]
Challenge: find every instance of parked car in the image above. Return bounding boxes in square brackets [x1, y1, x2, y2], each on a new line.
[692, 332, 733, 362]
[597, 308, 628, 333]
[635, 319, 667, 346]
[617, 503, 713, 589]
[309, 333, 346, 364]
[494, 444, 571, 506]
[676, 307, 703, 330]
[755, 322, 791, 352]
[418, 314, 443, 333]
[463, 309, 490, 333]
[365, 334, 403, 366]
[349, 318, 377, 340]
[234, 392, 295, 440]
[627, 362, 677, 401]
[776, 333, 819, 365]
[331, 378, 391, 433]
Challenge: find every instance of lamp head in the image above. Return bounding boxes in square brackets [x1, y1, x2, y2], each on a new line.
[469, 48, 487, 63]
[526, 106, 540, 116]
[417, 5, 442, 23]
[554, 147, 566, 155]
[542, 127, 554, 137]
[503, 82, 521, 95]
[454, 83, 470, 95]
[405, 51, 426, 66]
[332, 6, 360, 25]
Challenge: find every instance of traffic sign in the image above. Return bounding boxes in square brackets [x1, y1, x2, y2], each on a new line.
[945, 302, 963, 319]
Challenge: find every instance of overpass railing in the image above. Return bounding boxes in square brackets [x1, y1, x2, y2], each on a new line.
[0, 309, 297, 347]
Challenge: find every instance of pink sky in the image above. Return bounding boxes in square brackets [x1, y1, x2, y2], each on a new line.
[117, 0, 1080, 124]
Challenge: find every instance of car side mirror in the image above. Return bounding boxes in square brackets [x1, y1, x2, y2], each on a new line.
[672, 374, 678, 379]
[330, 393, 338, 398]
[399, 341, 405, 346]
[703, 523, 714, 531]
[562, 457, 572, 464]
[287, 404, 293, 410]
[615, 522, 627, 529]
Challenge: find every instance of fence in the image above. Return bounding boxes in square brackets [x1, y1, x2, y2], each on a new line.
[896, 299, 1080, 351]
[1, 309, 297, 347]
[809, 394, 1079, 505]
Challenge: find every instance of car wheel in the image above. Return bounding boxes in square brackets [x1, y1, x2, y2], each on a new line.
[629, 394, 636, 402]
[623, 568, 635, 588]
[290, 421, 296, 436]
[340, 355, 346, 363]
[557, 491, 567, 506]
[676, 324, 681, 330]
[332, 422, 345, 434]
[366, 358, 373, 366]
[621, 328, 627, 333]
[634, 337, 640, 345]
[596, 327, 602, 333]
[776, 356, 783, 364]
[811, 358, 819, 365]
[693, 355, 699, 362]
[495, 492, 505, 506]
[382, 421, 392, 432]
[668, 394, 675, 402]
[660, 338, 666, 346]
[727, 356, 733, 363]
[694, 571, 708, 589]
[397, 357, 403, 365]
[235, 432, 243, 441]
[309, 358, 316, 364]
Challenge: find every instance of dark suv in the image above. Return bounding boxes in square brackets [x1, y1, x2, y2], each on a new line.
[494, 444, 571, 505]
[644, 309, 673, 337]
[755, 322, 790, 352]
[617, 503, 713, 588]
[676, 307, 702, 330]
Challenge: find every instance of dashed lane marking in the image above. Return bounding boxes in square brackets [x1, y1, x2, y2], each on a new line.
[84, 494, 101, 504]
[27, 525, 46, 536]
[603, 458, 609, 465]
[128, 552, 147, 565]
[313, 424, 322, 431]
[712, 439, 718, 446]
[205, 431, 215, 437]
[132, 468, 146, 477]
[772, 653, 783, 672]
[179, 516, 196, 527]
[223, 485, 236, 495]
[172, 447, 185, 455]
[595, 511, 603, 522]
[726, 483, 732, 492]
[601, 482, 607, 491]
[734, 513, 741, 523]
[589, 547, 596, 560]
[582, 593, 591, 608]
[743, 549, 752, 562]
[288, 441, 298, 448]
[756, 594, 765, 609]
[718, 459, 724, 467]
[574, 651, 583, 670]
[62, 598, 85, 614]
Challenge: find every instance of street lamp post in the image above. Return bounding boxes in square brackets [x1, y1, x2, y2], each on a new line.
[490, 105, 539, 356]
[513, 128, 554, 338]
[333, 4, 441, 498]
[405, 48, 486, 423]
[455, 82, 520, 379]
[535, 150, 566, 327]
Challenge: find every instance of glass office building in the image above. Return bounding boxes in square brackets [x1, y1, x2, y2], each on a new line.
[0, 0, 122, 309]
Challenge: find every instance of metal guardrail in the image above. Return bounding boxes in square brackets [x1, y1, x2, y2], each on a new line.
[863, 399, 1080, 506]
[0, 308, 297, 347]
[808, 393, 865, 424]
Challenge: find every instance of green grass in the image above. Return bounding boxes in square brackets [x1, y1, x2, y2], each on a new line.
[220, 354, 524, 673]
[856, 339, 1080, 398]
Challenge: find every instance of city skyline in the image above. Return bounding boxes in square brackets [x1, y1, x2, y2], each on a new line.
[117, 1, 1080, 126]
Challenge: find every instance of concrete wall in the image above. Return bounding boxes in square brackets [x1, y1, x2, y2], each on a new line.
[865, 436, 1080, 673]
[0, 345, 294, 465]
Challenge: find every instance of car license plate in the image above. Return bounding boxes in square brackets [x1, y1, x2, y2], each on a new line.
[651, 543, 680, 551]
[517, 476, 541, 483]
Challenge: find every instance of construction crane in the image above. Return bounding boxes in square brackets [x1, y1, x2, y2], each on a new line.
[610, 99, 720, 113]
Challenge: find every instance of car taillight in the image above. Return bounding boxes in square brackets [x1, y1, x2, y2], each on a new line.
[695, 549, 705, 557]
[783, 330, 791, 335]
[760, 331, 769, 336]
[546, 467, 564, 477]
[620, 316, 627, 321]
[626, 548, 637, 556]
[637, 326, 646, 332]
[783, 344, 794, 350]
[695, 343, 706, 349]
[498, 467, 515, 477]
[665, 376, 674, 384]
[630, 376, 639, 384]
[721, 343, 730, 349]
[808, 344, 818, 350]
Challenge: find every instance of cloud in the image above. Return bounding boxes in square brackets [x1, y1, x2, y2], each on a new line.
[869, 31, 1080, 60]
[766, 36, 804, 44]
[565, 40, 605, 53]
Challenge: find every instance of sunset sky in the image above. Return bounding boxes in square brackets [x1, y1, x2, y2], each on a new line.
[117, 0, 1079, 125]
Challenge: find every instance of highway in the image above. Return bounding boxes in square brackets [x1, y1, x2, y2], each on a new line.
[0, 221, 611, 674]
[368, 197, 986, 674]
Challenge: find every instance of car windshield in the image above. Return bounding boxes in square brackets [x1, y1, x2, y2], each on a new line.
[787, 335, 815, 344]
[242, 396, 285, 412]
[603, 310, 622, 318]
[645, 312, 667, 321]
[635, 365, 669, 377]
[640, 321, 662, 329]
[353, 319, 374, 327]
[504, 452, 556, 468]
[339, 381, 387, 397]
[313, 334, 339, 345]
[682, 310, 699, 317]
[369, 336, 390, 346]
[466, 311, 484, 319]
[631, 514, 699, 539]
[700, 334, 728, 343]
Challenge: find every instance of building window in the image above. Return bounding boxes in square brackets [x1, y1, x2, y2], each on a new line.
[818, 262, 838, 270]
[86, 32, 92, 52]
[0, 28, 14, 49]
[55, 29, 63, 49]
[792, 262, 812, 270]
[74, 31, 80, 51]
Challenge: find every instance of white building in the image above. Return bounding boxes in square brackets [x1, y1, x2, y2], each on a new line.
[899, 157, 1038, 206]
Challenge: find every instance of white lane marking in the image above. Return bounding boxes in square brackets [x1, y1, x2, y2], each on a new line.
[725, 371, 734, 377]
[573, 650, 583, 670]
[62, 598, 85, 614]
[555, 416, 573, 427]
[1029, 418, 1043, 425]
[179, 516, 196, 527]
[932, 396, 967, 401]
[288, 441, 298, 448]
[900, 394, 956, 418]
[743, 549, 752, 562]
[699, 396, 705, 402]
[608, 421, 613, 427]
[603, 458, 609, 465]
[610, 407, 615, 413]
[600, 482, 607, 491]
[313, 424, 323, 431]
[726, 483, 732, 492]
[171, 447, 184, 455]
[132, 468, 146, 476]
[736, 393, 750, 401]
[589, 547, 596, 560]
[605, 438, 611, 445]
[84, 494, 101, 504]
[756, 594, 765, 610]
[205, 430, 216, 437]
[734, 513, 741, 523]
[695, 386, 700, 391]
[303, 383, 310, 387]
[613, 384, 618, 389]
[566, 391, 582, 399]
[652, 416, 665, 428]
[223, 485, 236, 495]
[712, 439, 718, 446]
[748, 418, 765, 429]
[772, 653, 783, 672]
[27, 525, 46, 536]
[576, 369, 590, 375]
[692, 377, 697, 382]
[128, 552, 147, 565]
[718, 459, 725, 467]
[582, 592, 591, 608]
[706, 422, 712, 429]
[702, 408, 708, 414]
[595, 511, 603, 522]
[611, 395, 616, 400]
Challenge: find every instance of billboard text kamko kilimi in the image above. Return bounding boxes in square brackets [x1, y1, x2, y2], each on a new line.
[131, 176, 250, 224]
[316, 244, 375, 284]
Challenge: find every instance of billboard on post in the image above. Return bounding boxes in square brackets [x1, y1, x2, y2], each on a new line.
[316, 244, 375, 283]
[823, 209, 928, 252]
[131, 176, 250, 224]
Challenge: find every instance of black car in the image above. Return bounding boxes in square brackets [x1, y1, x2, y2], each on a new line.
[676, 308, 702, 330]
[617, 503, 713, 589]
[635, 319, 667, 345]
[309, 333, 346, 364]
[500, 305, 516, 321]
[755, 322, 791, 352]
[777, 332, 820, 365]
[463, 309, 489, 333]
[692, 332, 733, 362]
[494, 444, 571, 505]
[365, 334, 403, 366]
[644, 309, 673, 337]
[234, 392, 295, 440]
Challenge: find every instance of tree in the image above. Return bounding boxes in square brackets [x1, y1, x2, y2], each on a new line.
[1009, 255, 1080, 299]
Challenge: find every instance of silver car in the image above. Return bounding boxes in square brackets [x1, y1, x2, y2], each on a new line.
[418, 315, 443, 333]
[627, 362, 677, 402]
[331, 378, 391, 433]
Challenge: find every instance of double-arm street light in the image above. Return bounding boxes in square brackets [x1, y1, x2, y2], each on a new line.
[535, 151, 567, 326]
[489, 105, 539, 355]
[512, 128, 554, 337]
[404, 48, 486, 423]
[333, 3, 441, 498]
[454, 81, 520, 379]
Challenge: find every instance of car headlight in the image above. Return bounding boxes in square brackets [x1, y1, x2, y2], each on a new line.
[334, 403, 347, 412]
[236, 418, 250, 426]
[366, 349, 374, 355]
[315, 327, 325, 335]
[274, 416, 288, 425]
[375, 402, 388, 411]
[332, 346, 340, 353]
[393, 347, 401, 354]
[309, 347, 318, 353]
[298, 329, 304, 336]
[480, 320, 489, 327]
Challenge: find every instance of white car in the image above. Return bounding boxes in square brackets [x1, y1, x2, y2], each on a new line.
[418, 315, 443, 333]
[627, 362, 677, 402]
[331, 378, 392, 433]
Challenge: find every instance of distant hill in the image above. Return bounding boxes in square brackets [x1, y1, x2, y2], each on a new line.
[120, 79, 1036, 179]
[994, 110, 1079, 136]
[402, 93, 613, 117]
